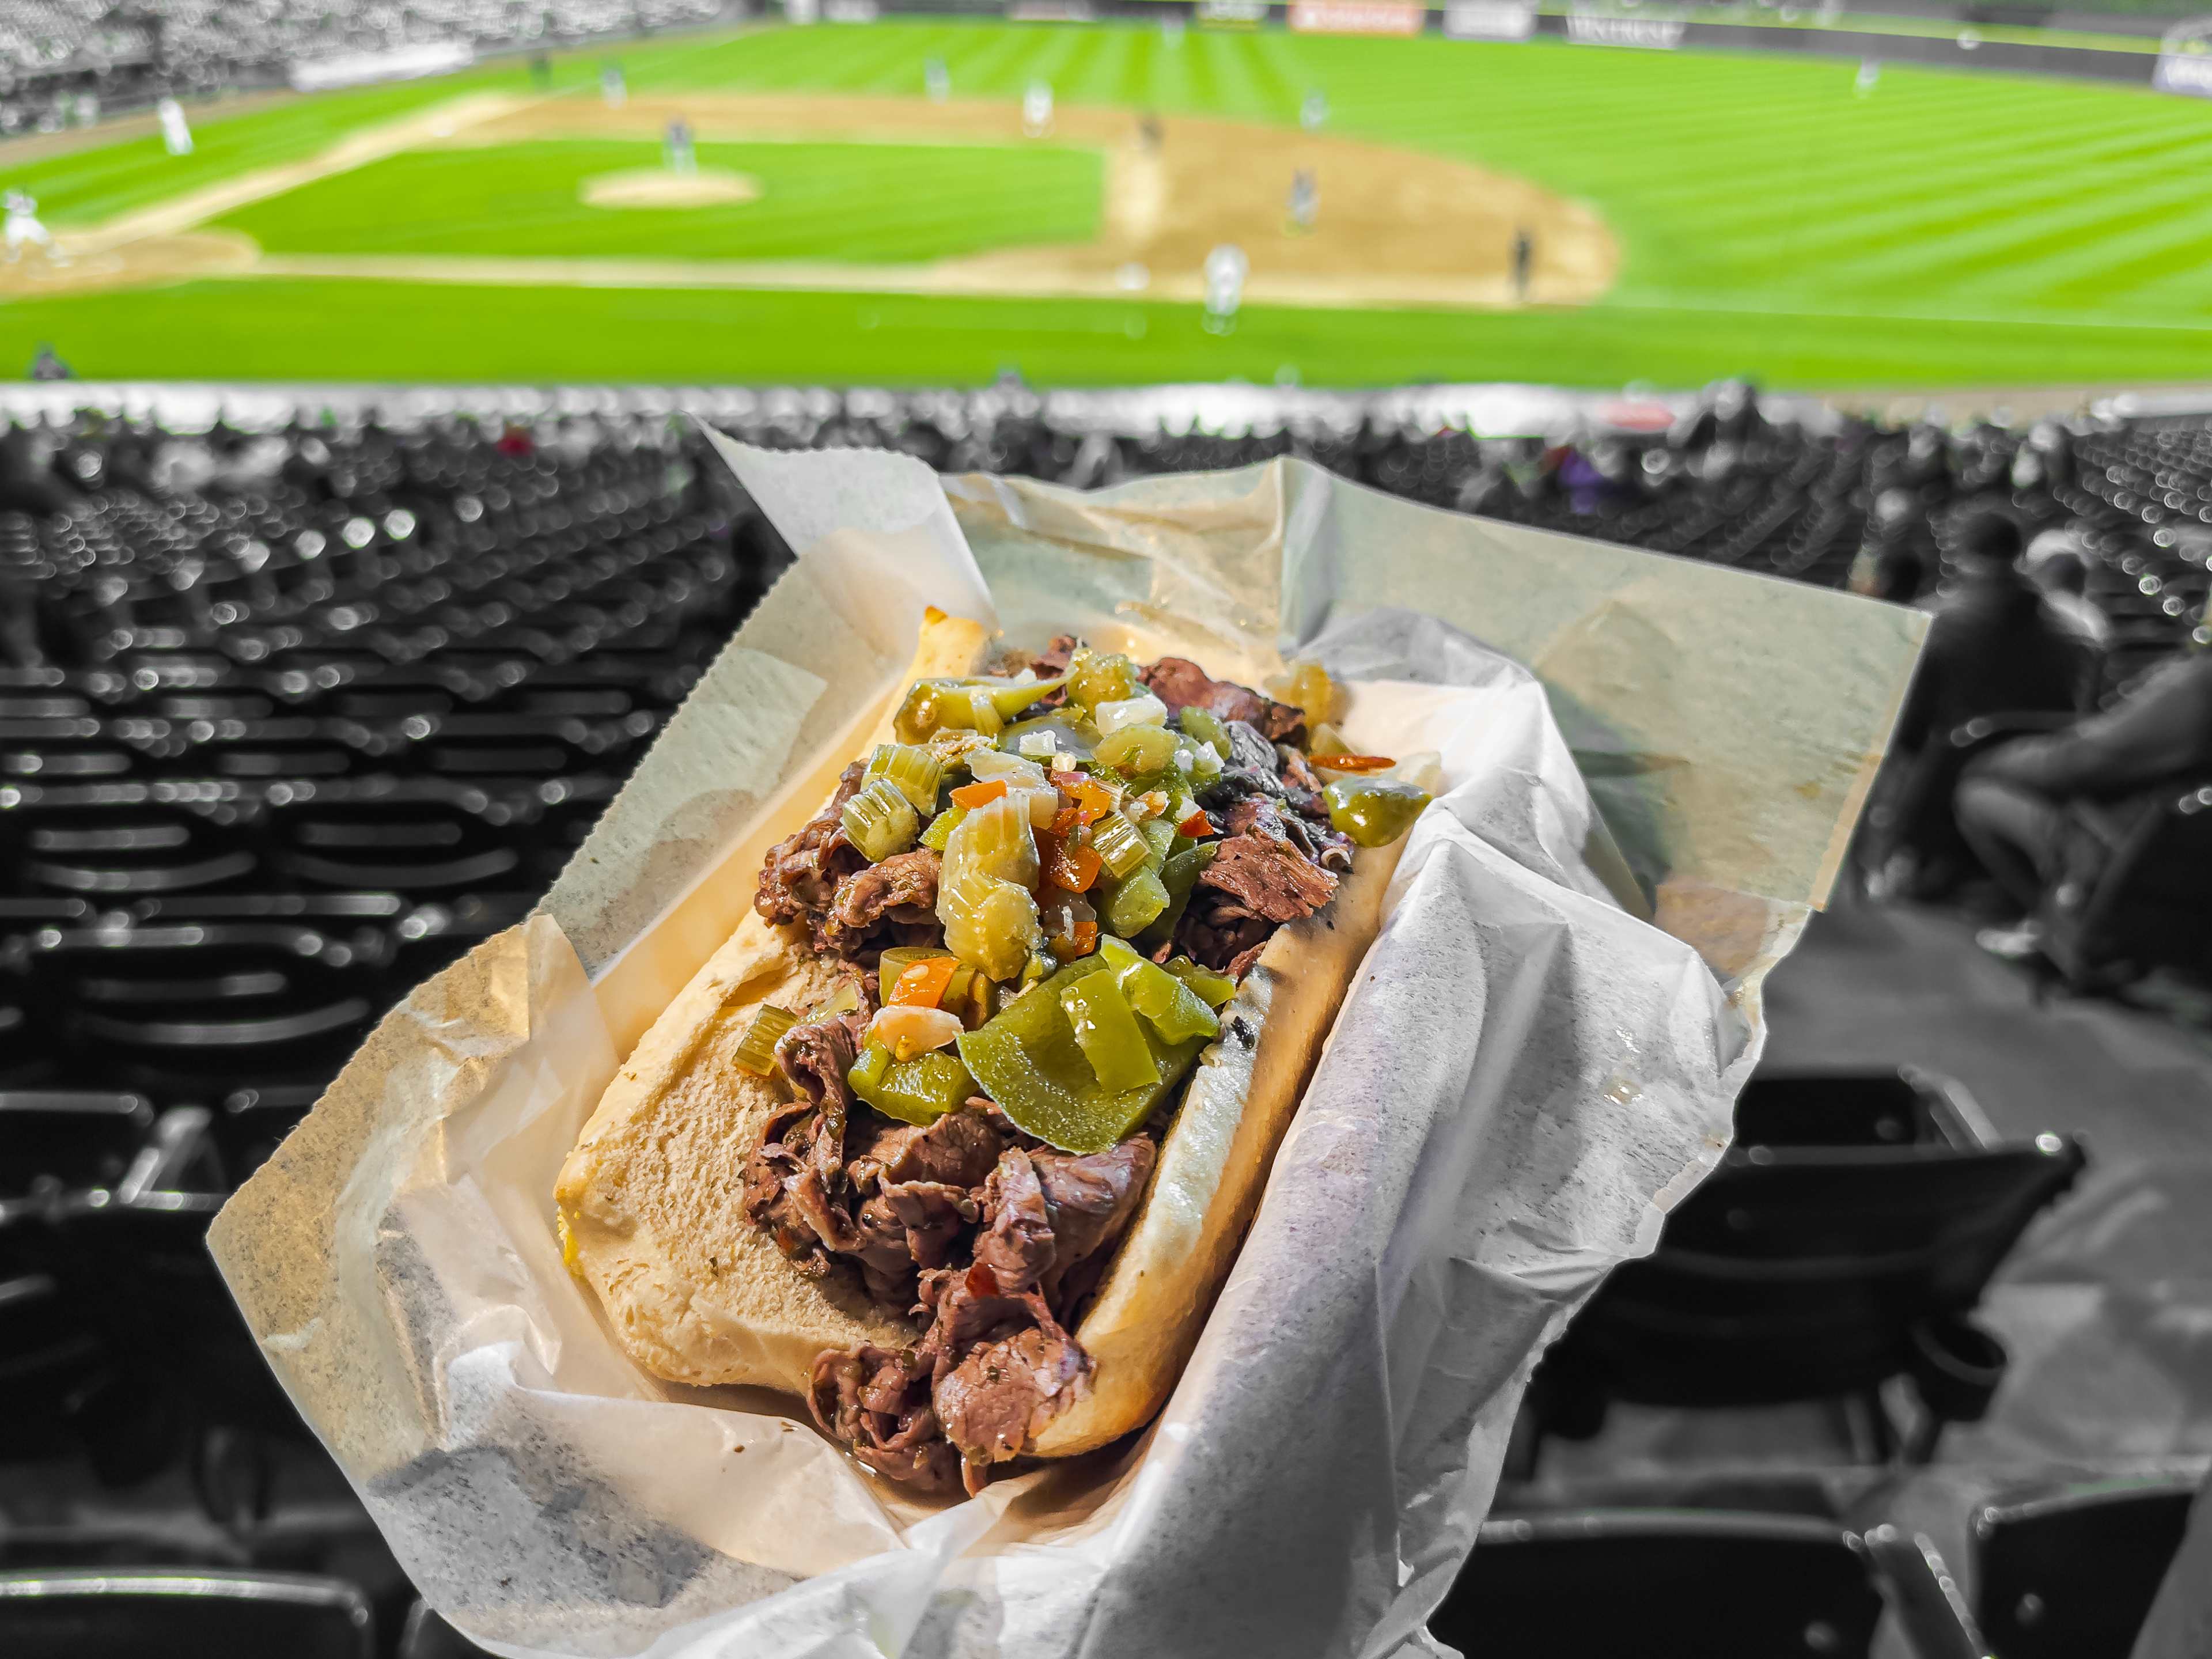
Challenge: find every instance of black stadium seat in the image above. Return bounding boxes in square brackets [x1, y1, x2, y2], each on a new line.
[1431, 1512, 1889, 1658]
[1522, 1071, 2086, 1467]
[1972, 1479, 2198, 1659]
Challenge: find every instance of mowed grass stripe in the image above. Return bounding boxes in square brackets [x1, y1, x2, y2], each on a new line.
[214, 139, 1104, 263]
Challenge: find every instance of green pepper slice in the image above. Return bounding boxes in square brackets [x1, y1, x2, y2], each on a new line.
[1099, 865, 1170, 938]
[847, 1041, 978, 1127]
[1323, 776, 1433, 849]
[1098, 935, 1221, 1046]
[1058, 971, 1160, 1093]
[1165, 956, 1237, 1009]
[957, 956, 1207, 1154]
[1138, 842, 1217, 950]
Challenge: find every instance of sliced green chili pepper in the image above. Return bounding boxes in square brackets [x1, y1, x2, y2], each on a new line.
[1098, 936, 1221, 1046]
[1177, 706, 1233, 761]
[1165, 957, 1238, 1008]
[1058, 971, 1160, 1093]
[1138, 842, 1218, 949]
[1001, 712, 1099, 761]
[957, 955, 1207, 1153]
[1323, 776, 1433, 849]
[1067, 650, 1140, 711]
[847, 1041, 978, 1127]
[1099, 865, 1169, 938]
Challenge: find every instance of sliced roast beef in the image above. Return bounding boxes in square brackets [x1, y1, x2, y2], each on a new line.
[755, 762, 868, 930]
[809, 1346, 962, 1495]
[823, 848, 941, 956]
[1144, 658, 1304, 741]
[930, 1289, 1089, 1490]
[1029, 1139, 1155, 1300]
[1199, 830, 1340, 923]
[880, 1107, 1005, 1190]
[971, 1150, 1056, 1295]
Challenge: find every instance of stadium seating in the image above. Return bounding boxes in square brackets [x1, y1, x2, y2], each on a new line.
[1431, 1512, 1895, 1658]
[5, 385, 2209, 1652]
[1873, 1478, 2202, 1659]
[1517, 1069, 2087, 1470]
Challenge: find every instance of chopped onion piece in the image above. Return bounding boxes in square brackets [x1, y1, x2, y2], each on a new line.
[1092, 692, 1169, 736]
[867, 1003, 965, 1062]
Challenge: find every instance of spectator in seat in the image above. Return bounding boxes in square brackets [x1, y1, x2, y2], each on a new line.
[1956, 649, 2212, 954]
[1872, 506, 2092, 895]
[2021, 527, 2109, 651]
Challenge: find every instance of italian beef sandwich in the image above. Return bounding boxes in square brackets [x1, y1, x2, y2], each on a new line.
[556, 611, 1434, 1495]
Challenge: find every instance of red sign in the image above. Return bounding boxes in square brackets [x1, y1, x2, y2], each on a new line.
[1288, 0, 1425, 34]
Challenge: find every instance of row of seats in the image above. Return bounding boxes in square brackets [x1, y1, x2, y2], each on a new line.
[1438, 1479, 2198, 1659]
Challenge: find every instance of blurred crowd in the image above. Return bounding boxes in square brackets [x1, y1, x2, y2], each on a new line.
[0, 0, 727, 128]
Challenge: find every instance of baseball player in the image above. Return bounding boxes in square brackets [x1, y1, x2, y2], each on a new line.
[1022, 79, 1054, 138]
[1203, 243, 1247, 335]
[4, 192, 55, 263]
[602, 63, 627, 107]
[1287, 169, 1318, 233]
[157, 96, 193, 157]
[665, 116, 696, 175]
[1855, 58, 1880, 95]
[925, 56, 950, 102]
[1301, 88, 1328, 131]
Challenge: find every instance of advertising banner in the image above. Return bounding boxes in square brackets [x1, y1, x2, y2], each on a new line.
[1444, 1, 1535, 39]
[2156, 18, 2212, 96]
[1565, 3, 1685, 48]
[1289, 0, 1425, 33]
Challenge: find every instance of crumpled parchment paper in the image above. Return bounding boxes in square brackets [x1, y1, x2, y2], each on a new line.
[210, 444, 1925, 1659]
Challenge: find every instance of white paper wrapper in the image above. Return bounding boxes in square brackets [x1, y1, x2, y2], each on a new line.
[210, 445, 1925, 1659]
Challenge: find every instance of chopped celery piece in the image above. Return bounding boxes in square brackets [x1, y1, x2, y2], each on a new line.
[957, 955, 1207, 1153]
[847, 1041, 976, 1127]
[1166, 957, 1238, 1008]
[1059, 971, 1161, 1093]
[1323, 777, 1431, 849]
[1099, 865, 1169, 938]
[919, 803, 967, 851]
[940, 869, 1041, 983]
[1139, 817, 1178, 865]
[840, 777, 919, 863]
[1094, 722, 1181, 777]
[1099, 936, 1221, 1045]
[731, 1003, 798, 1077]
[1178, 706, 1233, 761]
[818, 980, 863, 1017]
[1089, 812, 1150, 880]
[866, 743, 944, 814]
[1067, 649, 1140, 711]
[943, 793, 1039, 888]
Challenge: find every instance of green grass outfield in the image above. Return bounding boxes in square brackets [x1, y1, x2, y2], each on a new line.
[13, 20, 2212, 387]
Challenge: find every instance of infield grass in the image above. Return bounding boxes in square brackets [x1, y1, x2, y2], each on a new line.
[10, 20, 2212, 387]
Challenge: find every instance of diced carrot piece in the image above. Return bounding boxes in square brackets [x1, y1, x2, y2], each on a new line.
[1315, 755, 1396, 774]
[1176, 807, 1215, 838]
[1050, 804, 1080, 839]
[1052, 772, 1116, 825]
[1070, 917, 1099, 957]
[950, 778, 1007, 808]
[888, 956, 959, 1009]
[1038, 829, 1103, 893]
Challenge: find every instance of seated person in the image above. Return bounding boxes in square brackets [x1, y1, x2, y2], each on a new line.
[1872, 507, 2093, 893]
[1956, 650, 2212, 948]
[2021, 527, 2109, 650]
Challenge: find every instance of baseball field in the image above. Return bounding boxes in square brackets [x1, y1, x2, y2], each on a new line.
[8, 17, 2212, 388]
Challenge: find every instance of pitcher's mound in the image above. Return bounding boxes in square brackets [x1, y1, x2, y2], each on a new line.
[579, 168, 760, 209]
